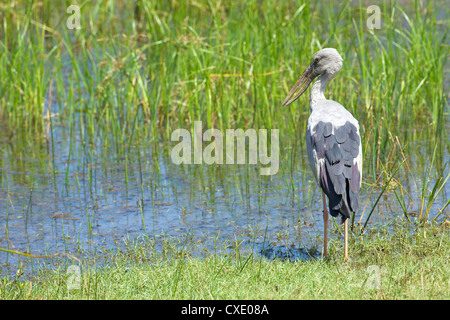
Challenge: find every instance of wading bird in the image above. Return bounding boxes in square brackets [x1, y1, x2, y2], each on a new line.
[282, 48, 362, 260]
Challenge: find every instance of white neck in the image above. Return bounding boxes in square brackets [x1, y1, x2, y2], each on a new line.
[310, 74, 331, 111]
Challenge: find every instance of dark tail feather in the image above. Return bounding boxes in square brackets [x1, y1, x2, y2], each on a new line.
[320, 165, 353, 223]
[329, 193, 352, 223]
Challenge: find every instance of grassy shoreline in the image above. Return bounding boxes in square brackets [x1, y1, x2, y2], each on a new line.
[0, 0, 449, 301]
[1, 221, 449, 299]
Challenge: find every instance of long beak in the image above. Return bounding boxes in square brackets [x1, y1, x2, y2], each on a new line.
[282, 62, 316, 106]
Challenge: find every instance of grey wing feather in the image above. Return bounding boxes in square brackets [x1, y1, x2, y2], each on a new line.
[310, 121, 361, 222]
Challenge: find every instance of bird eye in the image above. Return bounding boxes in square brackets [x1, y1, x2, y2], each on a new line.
[314, 57, 319, 64]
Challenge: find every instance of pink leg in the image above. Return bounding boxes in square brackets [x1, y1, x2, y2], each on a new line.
[322, 192, 328, 258]
[344, 218, 349, 261]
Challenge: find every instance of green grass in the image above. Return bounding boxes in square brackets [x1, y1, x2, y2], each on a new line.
[1, 221, 449, 299]
[0, 0, 448, 230]
[0, 0, 449, 300]
[0, 0, 448, 173]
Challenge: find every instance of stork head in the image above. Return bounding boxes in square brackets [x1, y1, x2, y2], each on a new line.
[282, 48, 343, 106]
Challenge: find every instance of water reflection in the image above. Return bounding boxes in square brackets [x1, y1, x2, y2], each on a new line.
[1, 114, 448, 275]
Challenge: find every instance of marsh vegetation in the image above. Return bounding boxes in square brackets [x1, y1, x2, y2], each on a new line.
[0, 0, 448, 299]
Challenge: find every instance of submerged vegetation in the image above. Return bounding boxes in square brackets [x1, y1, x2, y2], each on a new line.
[0, 0, 449, 298]
[1, 0, 448, 169]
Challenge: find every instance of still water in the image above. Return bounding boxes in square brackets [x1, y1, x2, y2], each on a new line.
[1, 114, 448, 274]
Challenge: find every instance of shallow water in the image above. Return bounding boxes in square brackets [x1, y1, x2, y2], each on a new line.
[1, 114, 449, 273]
